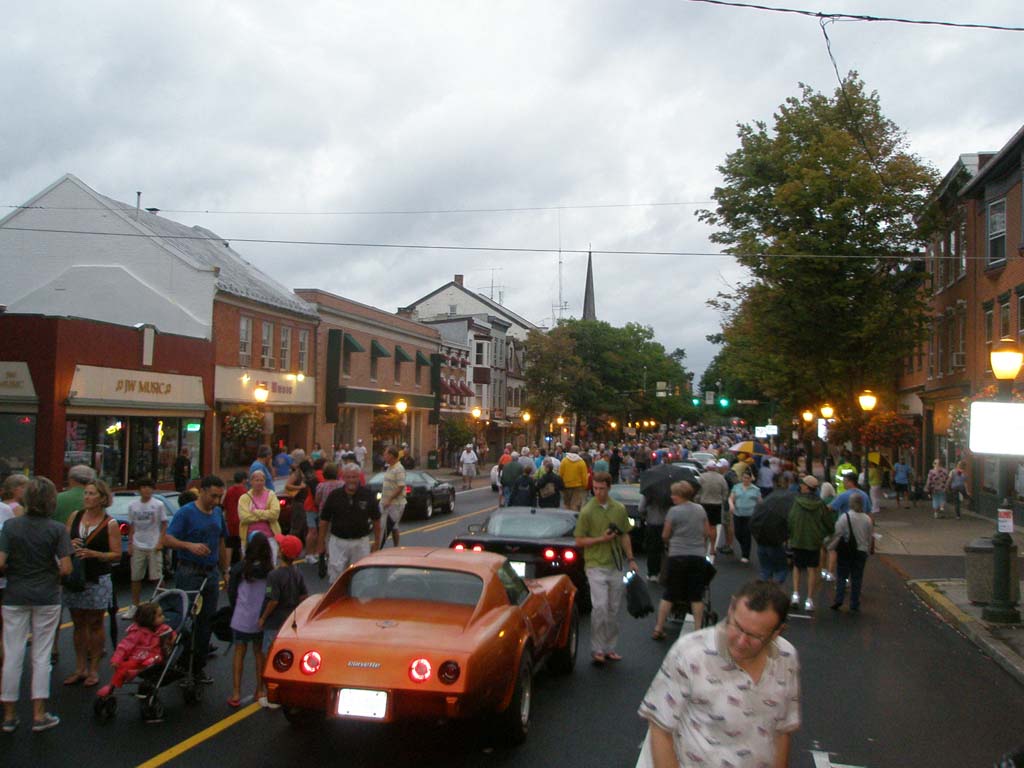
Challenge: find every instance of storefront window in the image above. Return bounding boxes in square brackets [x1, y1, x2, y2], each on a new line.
[0, 414, 36, 481]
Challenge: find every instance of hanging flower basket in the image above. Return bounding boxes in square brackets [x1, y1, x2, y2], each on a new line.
[859, 410, 917, 448]
[223, 407, 264, 441]
[948, 385, 1024, 444]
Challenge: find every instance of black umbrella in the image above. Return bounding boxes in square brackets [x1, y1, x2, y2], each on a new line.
[639, 464, 700, 506]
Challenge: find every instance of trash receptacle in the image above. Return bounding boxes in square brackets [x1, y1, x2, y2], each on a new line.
[427, 450, 438, 470]
[964, 536, 1020, 605]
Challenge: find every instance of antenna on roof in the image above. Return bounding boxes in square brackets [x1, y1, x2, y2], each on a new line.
[135, 191, 141, 220]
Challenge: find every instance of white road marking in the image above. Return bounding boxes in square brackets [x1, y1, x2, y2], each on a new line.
[811, 749, 868, 768]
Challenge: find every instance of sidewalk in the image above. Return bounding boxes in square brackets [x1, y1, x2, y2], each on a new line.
[872, 495, 1024, 686]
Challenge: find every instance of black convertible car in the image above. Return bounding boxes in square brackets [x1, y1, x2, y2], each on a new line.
[366, 470, 456, 519]
[450, 507, 591, 612]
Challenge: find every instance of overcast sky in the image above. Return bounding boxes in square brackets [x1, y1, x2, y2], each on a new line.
[2, 1, 1021, 380]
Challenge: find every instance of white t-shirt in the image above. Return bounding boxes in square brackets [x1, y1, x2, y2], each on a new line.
[128, 498, 168, 550]
[0, 501, 13, 588]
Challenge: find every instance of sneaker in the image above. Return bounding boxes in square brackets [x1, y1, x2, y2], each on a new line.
[830, 602, 842, 611]
[305, 555, 318, 565]
[258, 696, 280, 710]
[804, 598, 815, 612]
[790, 591, 800, 607]
[2, 717, 19, 734]
[740, 557, 749, 564]
[122, 605, 137, 620]
[32, 713, 60, 733]
[197, 671, 214, 685]
[646, 575, 659, 583]
[819, 568, 828, 580]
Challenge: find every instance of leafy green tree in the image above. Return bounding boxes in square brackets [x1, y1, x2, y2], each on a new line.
[699, 73, 938, 415]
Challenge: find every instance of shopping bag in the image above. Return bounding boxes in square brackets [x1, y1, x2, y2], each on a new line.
[625, 569, 654, 618]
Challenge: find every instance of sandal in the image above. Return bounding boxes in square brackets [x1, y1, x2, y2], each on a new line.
[591, 652, 606, 665]
[63, 672, 86, 686]
[606, 652, 623, 662]
[652, 629, 667, 641]
[83, 676, 100, 688]
[227, 696, 241, 708]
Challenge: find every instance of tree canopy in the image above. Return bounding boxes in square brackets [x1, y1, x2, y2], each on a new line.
[699, 73, 938, 415]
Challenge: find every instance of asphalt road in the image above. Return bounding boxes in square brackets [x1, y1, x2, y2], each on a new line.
[2, 483, 1022, 767]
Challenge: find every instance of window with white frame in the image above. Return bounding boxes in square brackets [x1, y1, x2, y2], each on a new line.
[279, 327, 291, 371]
[945, 232, 955, 287]
[298, 330, 309, 373]
[1000, 300, 1011, 339]
[988, 199, 1006, 265]
[957, 219, 967, 277]
[984, 308, 994, 371]
[475, 341, 487, 366]
[239, 316, 252, 367]
[927, 324, 935, 379]
[261, 322, 275, 369]
[936, 317, 945, 376]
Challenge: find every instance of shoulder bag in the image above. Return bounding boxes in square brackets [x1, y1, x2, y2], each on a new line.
[61, 511, 110, 592]
[836, 512, 859, 562]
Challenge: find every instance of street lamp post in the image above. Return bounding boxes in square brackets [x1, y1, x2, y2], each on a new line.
[801, 410, 814, 475]
[858, 390, 876, 481]
[983, 338, 1022, 624]
[521, 411, 531, 445]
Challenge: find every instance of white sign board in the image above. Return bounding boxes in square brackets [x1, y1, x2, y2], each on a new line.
[704, 390, 715, 405]
[765, 424, 779, 436]
[817, 418, 829, 441]
[755, 426, 768, 438]
[214, 366, 315, 406]
[69, 365, 205, 408]
[969, 402, 1024, 455]
[0, 362, 37, 402]
[998, 508, 1015, 534]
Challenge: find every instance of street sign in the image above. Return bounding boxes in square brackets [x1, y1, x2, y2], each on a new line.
[998, 507, 1015, 533]
[755, 426, 767, 438]
[765, 424, 778, 436]
[705, 390, 715, 405]
[737, 399, 760, 405]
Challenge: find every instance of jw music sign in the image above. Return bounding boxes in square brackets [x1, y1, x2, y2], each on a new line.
[69, 365, 206, 409]
[114, 378, 174, 395]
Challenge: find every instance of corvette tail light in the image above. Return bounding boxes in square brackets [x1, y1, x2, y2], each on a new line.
[563, 549, 577, 562]
[272, 650, 294, 672]
[651, 452, 657, 460]
[472, 545, 484, 552]
[409, 658, 432, 683]
[119, 522, 130, 536]
[405, 485, 412, 495]
[543, 548, 557, 560]
[453, 543, 466, 551]
[439, 660, 460, 685]
[300, 651, 321, 675]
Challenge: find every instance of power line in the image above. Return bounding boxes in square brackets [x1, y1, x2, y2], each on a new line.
[0, 223, 946, 260]
[684, 0, 1024, 32]
[1, 199, 713, 217]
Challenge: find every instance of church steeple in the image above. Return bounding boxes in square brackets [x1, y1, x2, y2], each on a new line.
[582, 251, 596, 321]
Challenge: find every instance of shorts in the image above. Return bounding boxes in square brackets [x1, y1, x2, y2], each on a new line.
[894, 482, 908, 493]
[306, 510, 319, 529]
[262, 628, 279, 654]
[384, 504, 406, 526]
[791, 548, 820, 569]
[702, 503, 722, 527]
[664, 556, 707, 604]
[64, 573, 113, 611]
[233, 629, 264, 645]
[461, 465, 477, 478]
[130, 547, 163, 582]
[931, 492, 946, 510]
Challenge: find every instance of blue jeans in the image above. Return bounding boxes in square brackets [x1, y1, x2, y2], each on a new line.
[834, 552, 868, 609]
[757, 544, 788, 584]
[174, 563, 220, 672]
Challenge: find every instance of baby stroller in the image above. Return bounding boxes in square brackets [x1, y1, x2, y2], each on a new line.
[94, 577, 210, 724]
[667, 559, 719, 630]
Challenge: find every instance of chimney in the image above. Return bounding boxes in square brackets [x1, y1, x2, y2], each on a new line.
[454, 274, 464, 287]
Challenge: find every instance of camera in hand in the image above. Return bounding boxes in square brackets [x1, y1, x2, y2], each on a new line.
[606, 523, 622, 536]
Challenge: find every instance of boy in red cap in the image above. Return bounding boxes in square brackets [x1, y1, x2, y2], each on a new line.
[256, 535, 308, 708]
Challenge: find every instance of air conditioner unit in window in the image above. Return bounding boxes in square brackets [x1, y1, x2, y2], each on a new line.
[951, 352, 966, 368]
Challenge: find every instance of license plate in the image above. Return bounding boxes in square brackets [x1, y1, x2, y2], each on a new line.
[337, 688, 388, 719]
[510, 560, 526, 577]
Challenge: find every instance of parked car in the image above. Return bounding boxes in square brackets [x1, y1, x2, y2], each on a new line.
[366, 470, 456, 519]
[263, 547, 578, 744]
[108, 491, 181, 577]
[450, 507, 590, 612]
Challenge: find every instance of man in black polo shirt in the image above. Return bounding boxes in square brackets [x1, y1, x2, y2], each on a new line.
[318, 464, 381, 583]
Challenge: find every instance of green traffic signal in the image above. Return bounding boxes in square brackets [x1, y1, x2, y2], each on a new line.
[691, 397, 700, 407]
[719, 397, 730, 408]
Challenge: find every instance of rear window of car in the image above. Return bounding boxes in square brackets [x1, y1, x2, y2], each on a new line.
[486, 513, 575, 539]
[348, 566, 483, 607]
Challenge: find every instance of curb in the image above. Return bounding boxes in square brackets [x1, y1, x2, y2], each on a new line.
[907, 579, 1024, 688]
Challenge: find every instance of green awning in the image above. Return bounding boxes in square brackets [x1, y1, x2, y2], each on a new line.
[416, 350, 431, 366]
[395, 345, 414, 363]
[370, 339, 391, 358]
[343, 333, 365, 353]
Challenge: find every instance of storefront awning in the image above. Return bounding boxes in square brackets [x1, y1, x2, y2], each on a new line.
[416, 350, 431, 366]
[440, 380, 454, 395]
[459, 380, 475, 397]
[343, 333, 365, 353]
[370, 339, 391, 358]
[394, 345, 414, 363]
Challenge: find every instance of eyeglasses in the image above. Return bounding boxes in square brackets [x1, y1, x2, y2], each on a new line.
[726, 613, 773, 646]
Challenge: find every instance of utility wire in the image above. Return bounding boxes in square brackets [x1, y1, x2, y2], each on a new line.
[685, 0, 1024, 32]
[1, 200, 712, 216]
[0, 223, 948, 261]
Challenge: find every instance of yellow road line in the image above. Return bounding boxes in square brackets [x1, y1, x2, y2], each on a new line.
[404, 504, 496, 535]
[135, 703, 261, 768]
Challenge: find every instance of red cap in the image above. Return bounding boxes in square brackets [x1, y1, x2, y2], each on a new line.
[274, 534, 303, 561]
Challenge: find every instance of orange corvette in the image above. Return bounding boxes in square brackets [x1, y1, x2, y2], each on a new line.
[262, 546, 579, 743]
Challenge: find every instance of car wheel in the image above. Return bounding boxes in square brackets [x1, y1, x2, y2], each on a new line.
[550, 604, 579, 675]
[496, 653, 532, 745]
[578, 581, 593, 615]
[283, 706, 325, 729]
[423, 497, 434, 519]
[447, 491, 456, 514]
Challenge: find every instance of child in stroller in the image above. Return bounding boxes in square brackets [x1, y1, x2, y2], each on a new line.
[97, 602, 174, 698]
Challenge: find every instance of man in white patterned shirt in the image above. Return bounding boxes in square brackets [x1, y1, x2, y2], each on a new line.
[638, 580, 800, 768]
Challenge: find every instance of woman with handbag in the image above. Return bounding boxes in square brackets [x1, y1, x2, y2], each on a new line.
[829, 493, 874, 612]
[0, 477, 73, 732]
[63, 480, 121, 688]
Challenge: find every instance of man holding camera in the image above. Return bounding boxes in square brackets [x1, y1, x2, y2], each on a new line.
[574, 471, 636, 665]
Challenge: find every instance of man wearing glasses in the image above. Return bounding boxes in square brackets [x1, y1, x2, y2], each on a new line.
[638, 580, 800, 767]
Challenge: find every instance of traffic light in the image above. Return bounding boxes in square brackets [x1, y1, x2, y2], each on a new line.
[719, 397, 730, 408]
[691, 397, 700, 407]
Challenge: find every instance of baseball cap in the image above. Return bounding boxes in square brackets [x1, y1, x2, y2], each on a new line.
[705, 460, 718, 470]
[717, 458, 730, 468]
[801, 475, 820, 489]
[275, 534, 304, 561]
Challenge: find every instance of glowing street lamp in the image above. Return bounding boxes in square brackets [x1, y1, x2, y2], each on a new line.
[395, 398, 408, 414]
[858, 390, 877, 413]
[556, 416, 565, 426]
[801, 410, 814, 423]
[253, 384, 269, 403]
[471, 406, 482, 419]
[820, 404, 834, 419]
[522, 411, 531, 422]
